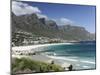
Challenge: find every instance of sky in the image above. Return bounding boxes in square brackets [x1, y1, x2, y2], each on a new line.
[12, 1, 96, 33]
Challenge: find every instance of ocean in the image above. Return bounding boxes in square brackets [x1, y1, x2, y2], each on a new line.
[40, 41, 96, 70]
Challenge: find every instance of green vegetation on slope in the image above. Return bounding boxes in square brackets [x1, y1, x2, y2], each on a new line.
[12, 12, 95, 41]
[12, 57, 64, 74]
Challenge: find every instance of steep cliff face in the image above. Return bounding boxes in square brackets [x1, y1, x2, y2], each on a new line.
[12, 13, 45, 32]
[11, 12, 95, 41]
[45, 20, 58, 29]
[11, 12, 60, 38]
[58, 25, 94, 40]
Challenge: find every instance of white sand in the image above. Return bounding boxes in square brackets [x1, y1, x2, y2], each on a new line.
[12, 43, 72, 69]
[12, 54, 71, 68]
[12, 43, 73, 51]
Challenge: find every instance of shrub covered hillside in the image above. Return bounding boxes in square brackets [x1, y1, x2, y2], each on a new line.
[12, 57, 64, 74]
[12, 12, 95, 41]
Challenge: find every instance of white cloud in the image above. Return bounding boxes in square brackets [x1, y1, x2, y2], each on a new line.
[53, 18, 73, 25]
[12, 1, 48, 19]
[36, 13, 48, 19]
[12, 1, 71, 22]
[12, 1, 41, 16]
[60, 18, 73, 24]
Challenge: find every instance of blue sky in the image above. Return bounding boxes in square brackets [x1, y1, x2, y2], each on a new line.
[12, 1, 96, 33]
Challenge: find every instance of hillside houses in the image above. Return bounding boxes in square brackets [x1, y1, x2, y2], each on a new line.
[12, 31, 75, 47]
[12, 31, 62, 46]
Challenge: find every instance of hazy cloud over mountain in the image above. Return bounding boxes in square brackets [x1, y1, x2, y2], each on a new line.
[12, 1, 41, 15]
[12, 1, 95, 33]
[12, 1, 78, 25]
[12, 1, 48, 19]
[36, 13, 48, 19]
[52, 18, 74, 25]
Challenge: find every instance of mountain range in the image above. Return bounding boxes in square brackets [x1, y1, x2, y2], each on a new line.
[12, 12, 95, 41]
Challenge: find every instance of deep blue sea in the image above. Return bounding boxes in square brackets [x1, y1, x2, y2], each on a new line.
[41, 41, 96, 70]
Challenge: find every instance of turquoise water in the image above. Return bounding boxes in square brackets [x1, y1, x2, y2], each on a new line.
[42, 42, 96, 70]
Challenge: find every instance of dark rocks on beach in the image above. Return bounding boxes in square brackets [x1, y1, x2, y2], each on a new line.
[51, 60, 54, 64]
[68, 64, 73, 71]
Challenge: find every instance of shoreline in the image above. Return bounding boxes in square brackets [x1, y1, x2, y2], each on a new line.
[12, 43, 74, 70]
[12, 43, 74, 51]
[12, 43, 95, 70]
[46, 55, 95, 64]
[12, 54, 95, 71]
[12, 54, 71, 71]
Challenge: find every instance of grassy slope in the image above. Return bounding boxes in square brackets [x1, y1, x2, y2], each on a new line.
[12, 57, 64, 74]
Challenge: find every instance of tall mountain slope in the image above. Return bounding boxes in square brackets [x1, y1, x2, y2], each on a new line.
[12, 13, 60, 38]
[58, 25, 94, 40]
[12, 12, 95, 41]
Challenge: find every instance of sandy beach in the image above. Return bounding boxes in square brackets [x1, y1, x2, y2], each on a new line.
[12, 42, 96, 70]
[12, 54, 71, 70]
[12, 43, 73, 70]
[12, 43, 73, 51]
